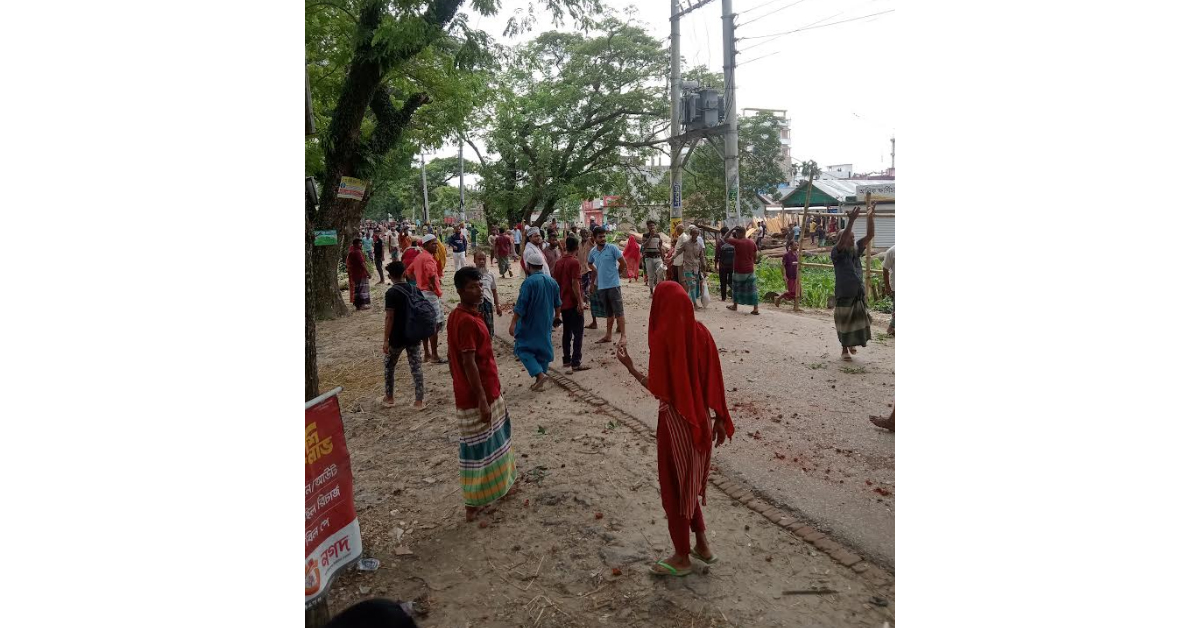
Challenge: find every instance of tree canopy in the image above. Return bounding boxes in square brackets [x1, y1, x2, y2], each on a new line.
[467, 15, 669, 227]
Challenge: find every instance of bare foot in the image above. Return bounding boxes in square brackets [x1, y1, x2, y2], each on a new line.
[869, 414, 895, 431]
[849, 347, 857, 355]
[531, 375, 548, 391]
[595, 337, 612, 344]
[377, 396, 396, 408]
[726, 304, 737, 311]
[586, 321, 598, 329]
[413, 400, 426, 410]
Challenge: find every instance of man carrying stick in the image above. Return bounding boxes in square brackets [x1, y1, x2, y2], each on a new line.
[831, 207, 875, 360]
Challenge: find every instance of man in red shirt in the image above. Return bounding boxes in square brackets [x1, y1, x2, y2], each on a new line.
[400, 239, 422, 283]
[446, 266, 516, 521]
[406, 234, 447, 362]
[493, 230, 514, 278]
[552, 234, 589, 373]
[725, 226, 760, 315]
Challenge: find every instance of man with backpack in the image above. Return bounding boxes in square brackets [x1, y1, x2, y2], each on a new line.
[716, 227, 735, 302]
[381, 261, 434, 410]
[406, 234, 448, 364]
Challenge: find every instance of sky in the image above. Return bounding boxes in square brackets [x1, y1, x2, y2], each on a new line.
[428, 0, 896, 181]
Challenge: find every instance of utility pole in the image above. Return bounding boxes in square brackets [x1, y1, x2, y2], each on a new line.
[721, 0, 741, 227]
[459, 140, 466, 222]
[890, 136, 895, 172]
[420, 152, 430, 225]
[669, 0, 682, 235]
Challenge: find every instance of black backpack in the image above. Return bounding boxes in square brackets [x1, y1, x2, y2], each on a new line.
[720, 242, 736, 265]
[388, 283, 437, 343]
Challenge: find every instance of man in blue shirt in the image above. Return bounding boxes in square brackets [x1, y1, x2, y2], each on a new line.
[587, 226, 628, 346]
[509, 247, 562, 391]
[448, 226, 469, 272]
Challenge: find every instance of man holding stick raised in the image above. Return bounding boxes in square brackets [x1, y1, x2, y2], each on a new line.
[831, 206, 875, 360]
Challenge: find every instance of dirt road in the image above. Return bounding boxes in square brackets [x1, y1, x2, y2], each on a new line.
[489, 270, 898, 567]
[315, 265, 896, 627]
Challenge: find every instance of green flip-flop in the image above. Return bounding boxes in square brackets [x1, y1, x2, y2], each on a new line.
[649, 560, 692, 577]
[690, 550, 718, 565]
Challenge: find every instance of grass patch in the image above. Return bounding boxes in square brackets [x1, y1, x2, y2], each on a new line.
[839, 366, 867, 374]
[738, 254, 886, 309]
[807, 362, 827, 370]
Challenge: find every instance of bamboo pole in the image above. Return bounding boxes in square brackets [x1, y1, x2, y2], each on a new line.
[794, 173, 814, 311]
[863, 194, 874, 304]
[794, 206, 807, 311]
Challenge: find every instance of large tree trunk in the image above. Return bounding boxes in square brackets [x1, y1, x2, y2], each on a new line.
[533, 195, 558, 226]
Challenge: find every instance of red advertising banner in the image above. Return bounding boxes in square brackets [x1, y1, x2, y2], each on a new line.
[305, 388, 362, 608]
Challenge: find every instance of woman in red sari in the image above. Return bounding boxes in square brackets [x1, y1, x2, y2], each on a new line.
[616, 281, 735, 577]
[346, 238, 372, 310]
[621, 234, 641, 283]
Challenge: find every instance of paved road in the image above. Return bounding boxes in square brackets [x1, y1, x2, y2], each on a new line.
[487, 270, 896, 567]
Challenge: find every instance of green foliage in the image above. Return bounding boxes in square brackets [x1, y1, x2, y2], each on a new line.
[840, 366, 867, 375]
[748, 255, 884, 309]
[470, 12, 669, 226]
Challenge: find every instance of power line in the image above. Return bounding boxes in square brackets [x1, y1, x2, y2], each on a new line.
[740, 8, 895, 52]
[738, 0, 812, 29]
[739, 49, 782, 67]
[738, 0, 792, 19]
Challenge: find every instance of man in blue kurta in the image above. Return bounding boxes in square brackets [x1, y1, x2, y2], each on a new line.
[508, 247, 562, 392]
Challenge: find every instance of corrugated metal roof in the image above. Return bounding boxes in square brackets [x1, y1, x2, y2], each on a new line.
[780, 179, 892, 205]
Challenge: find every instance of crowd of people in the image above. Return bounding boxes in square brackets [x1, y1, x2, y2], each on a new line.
[340, 210, 893, 603]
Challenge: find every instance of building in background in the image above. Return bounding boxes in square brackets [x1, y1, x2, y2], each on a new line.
[823, 164, 854, 180]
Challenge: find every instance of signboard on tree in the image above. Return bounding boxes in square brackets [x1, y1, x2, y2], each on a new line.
[305, 388, 362, 609]
[313, 230, 338, 246]
[337, 177, 368, 201]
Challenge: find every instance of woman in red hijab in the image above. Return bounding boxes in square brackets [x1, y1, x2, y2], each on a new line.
[615, 281, 734, 577]
[346, 238, 372, 310]
[621, 234, 641, 283]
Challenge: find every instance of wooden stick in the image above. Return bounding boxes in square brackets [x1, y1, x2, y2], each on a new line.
[783, 588, 838, 595]
[794, 205, 808, 312]
[863, 194, 874, 305]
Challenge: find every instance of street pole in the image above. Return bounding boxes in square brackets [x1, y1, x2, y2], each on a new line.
[420, 152, 430, 226]
[721, 0, 741, 227]
[459, 139, 466, 223]
[669, 0, 682, 235]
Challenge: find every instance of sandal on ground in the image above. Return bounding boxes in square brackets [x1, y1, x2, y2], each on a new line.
[690, 550, 718, 565]
[649, 560, 692, 577]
